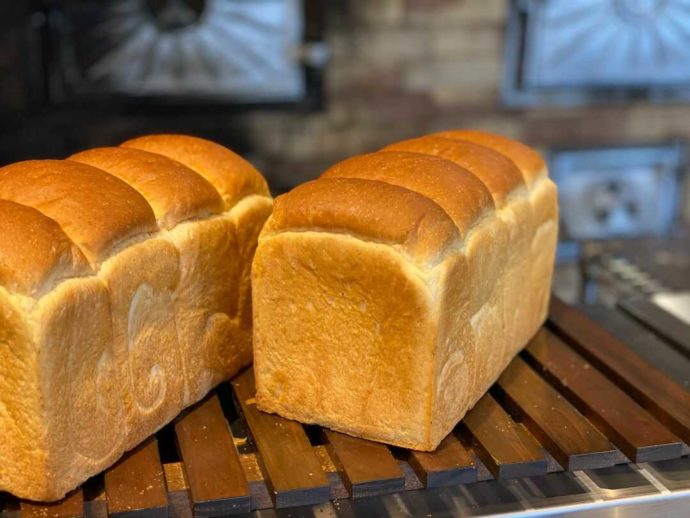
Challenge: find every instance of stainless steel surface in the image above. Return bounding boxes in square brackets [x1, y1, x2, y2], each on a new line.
[653, 292, 690, 325]
[584, 304, 690, 388]
[242, 459, 690, 516]
[549, 145, 684, 241]
[523, 0, 690, 89]
[579, 239, 690, 306]
[503, 0, 690, 106]
[60, 0, 307, 101]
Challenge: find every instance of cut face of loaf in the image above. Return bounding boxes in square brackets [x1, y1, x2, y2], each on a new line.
[252, 131, 558, 451]
[0, 136, 272, 502]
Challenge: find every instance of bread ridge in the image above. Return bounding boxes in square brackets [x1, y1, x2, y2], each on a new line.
[69, 147, 225, 230]
[384, 135, 528, 207]
[121, 134, 269, 209]
[263, 177, 460, 266]
[266, 133, 535, 242]
[0, 138, 271, 298]
[0, 200, 93, 298]
[321, 151, 495, 238]
[431, 129, 547, 185]
[260, 136, 539, 269]
[0, 160, 158, 266]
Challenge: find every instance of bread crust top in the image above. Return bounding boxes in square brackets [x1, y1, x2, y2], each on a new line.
[432, 129, 546, 185]
[0, 200, 92, 296]
[122, 134, 270, 209]
[0, 160, 157, 266]
[264, 130, 546, 268]
[70, 147, 224, 230]
[322, 151, 494, 237]
[263, 177, 460, 264]
[384, 136, 527, 207]
[0, 135, 266, 297]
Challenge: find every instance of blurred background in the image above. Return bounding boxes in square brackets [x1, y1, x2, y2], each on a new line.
[1, 0, 689, 309]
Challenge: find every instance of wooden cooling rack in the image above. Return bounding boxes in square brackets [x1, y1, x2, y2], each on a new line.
[2, 297, 689, 517]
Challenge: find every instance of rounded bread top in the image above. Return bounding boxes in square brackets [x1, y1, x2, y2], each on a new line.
[384, 136, 526, 207]
[121, 134, 269, 209]
[432, 129, 546, 186]
[264, 177, 459, 264]
[0, 160, 157, 266]
[322, 151, 494, 237]
[70, 147, 224, 230]
[0, 200, 92, 297]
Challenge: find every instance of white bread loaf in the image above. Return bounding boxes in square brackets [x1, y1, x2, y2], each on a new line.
[0, 136, 272, 501]
[252, 130, 558, 451]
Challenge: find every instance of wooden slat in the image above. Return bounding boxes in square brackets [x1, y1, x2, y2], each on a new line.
[104, 437, 168, 518]
[525, 329, 684, 463]
[159, 462, 190, 518]
[323, 430, 404, 498]
[313, 446, 349, 500]
[175, 394, 250, 517]
[231, 368, 330, 508]
[408, 433, 477, 487]
[494, 355, 620, 471]
[399, 460, 423, 491]
[583, 305, 690, 388]
[238, 454, 273, 511]
[549, 296, 690, 444]
[461, 394, 547, 479]
[20, 490, 84, 518]
[619, 297, 690, 358]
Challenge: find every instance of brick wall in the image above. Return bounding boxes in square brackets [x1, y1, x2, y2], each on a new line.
[245, 0, 690, 227]
[0, 0, 687, 224]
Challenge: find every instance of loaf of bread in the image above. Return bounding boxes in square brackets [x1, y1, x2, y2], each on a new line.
[0, 136, 272, 501]
[252, 130, 557, 451]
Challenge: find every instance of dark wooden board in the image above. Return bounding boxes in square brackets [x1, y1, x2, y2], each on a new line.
[231, 368, 330, 508]
[104, 438, 168, 518]
[524, 329, 683, 463]
[619, 297, 690, 358]
[408, 434, 477, 487]
[549, 296, 690, 444]
[323, 430, 404, 498]
[461, 394, 547, 479]
[583, 305, 690, 389]
[175, 394, 250, 516]
[20, 490, 84, 518]
[494, 355, 620, 471]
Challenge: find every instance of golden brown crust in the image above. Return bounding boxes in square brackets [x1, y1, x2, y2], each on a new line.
[384, 136, 526, 207]
[433, 129, 546, 185]
[0, 160, 157, 265]
[0, 200, 92, 297]
[121, 134, 269, 209]
[253, 130, 556, 451]
[70, 147, 224, 230]
[0, 135, 272, 502]
[321, 151, 494, 237]
[264, 177, 459, 264]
